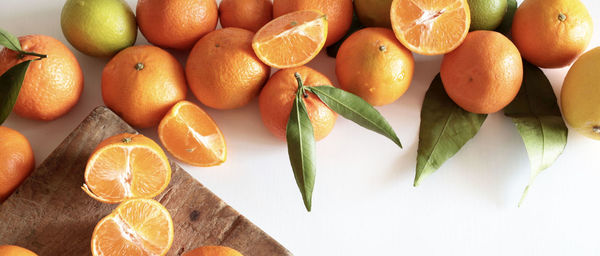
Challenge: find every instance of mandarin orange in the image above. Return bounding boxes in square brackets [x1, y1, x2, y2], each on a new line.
[0, 127, 35, 202]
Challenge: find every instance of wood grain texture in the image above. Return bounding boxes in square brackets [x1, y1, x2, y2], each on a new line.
[0, 106, 292, 256]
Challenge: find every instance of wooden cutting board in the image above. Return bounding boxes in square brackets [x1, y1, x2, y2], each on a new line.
[0, 106, 292, 256]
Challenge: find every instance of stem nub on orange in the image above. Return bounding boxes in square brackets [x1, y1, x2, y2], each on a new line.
[0, 126, 35, 203]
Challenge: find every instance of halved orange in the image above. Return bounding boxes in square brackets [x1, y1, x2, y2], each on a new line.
[83, 133, 171, 204]
[158, 101, 227, 167]
[390, 0, 470, 55]
[252, 9, 328, 68]
[91, 199, 174, 256]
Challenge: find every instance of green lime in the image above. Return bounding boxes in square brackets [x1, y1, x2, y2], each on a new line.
[61, 0, 137, 57]
[468, 0, 508, 31]
[354, 0, 393, 28]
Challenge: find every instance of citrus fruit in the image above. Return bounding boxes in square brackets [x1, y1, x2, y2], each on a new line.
[273, 0, 353, 46]
[336, 27, 414, 106]
[561, 47, 600, 140]
[252, 10, 328, 69]
[511, 0, 593, 68]
[183, 246, 243, 256]
[0, 245, 37, 256]
[91, 199, 174, 256]
[390, 0, 471, 55]
[136, 0, 218, 50]
[158, 101, 227, 167]
[186, 28, 270, 110]
[441, 30, 523, 114]
[467, 0, 507, 31]
[259, 66, 337, 141]
[354, 0, 393, 28]
[0, 127, 34, 202]
[0, 34, 84, 121]
[219, 0, 273, 32]
[82, 133, 171, 204]
[102, 45, 187, 128]
[61, 0, 137, 57]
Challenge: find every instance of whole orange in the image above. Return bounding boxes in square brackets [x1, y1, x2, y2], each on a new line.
[136, 0, 218, 50]
[441, 31, 523, 114]
[219, 0, 273, 32]
[102, 45, 187, 128]
[511, 0, 593, 68]
[183, 246, 243, 256]
[0, 245, 38, 256]
[186, 28, 271, 110]
[273, 0, 353, 46]
[259, 66, 337, 141]
[0, 127, 35, 202]
[336, 27, 414, 106]
[0, 35, 83, 121]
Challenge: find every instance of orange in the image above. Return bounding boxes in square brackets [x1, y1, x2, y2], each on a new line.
[102, 45, 187, 128]
[158, 101, 227, 167]
[0, 127, 35, 203]
[91, 199, 174, 256]
[252, 10, 328, 69]
[441, 31, 523, 114]
[259, 66, 337, 141]
[136, 0, 218, 50]
[0, 245, 38, 256]
[511, 0, 593, 68]
[390, 0, 471, 55]
[336, 28, 414, 106]
[186, 28, 270, 110]
[219, 0, 273, 32]
[0, 35, 83, 121]
[183, 246, 243, 256]
[273, 0, 353, 46]
[82, 133, 171, 204]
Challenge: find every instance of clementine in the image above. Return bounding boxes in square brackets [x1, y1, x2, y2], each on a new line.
[0, 126, 35, 202]
[0, 245, 38, 256]
[219, 0, 273, 32]
[183, 246, 243, 256]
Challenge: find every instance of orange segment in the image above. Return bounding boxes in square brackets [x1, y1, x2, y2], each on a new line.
[252, 10, 328, 68]
[390, 0, 470, 55]
[158, 101, 227, 167]
[83, 133, 171, 204]
[91, 199, 174, 256]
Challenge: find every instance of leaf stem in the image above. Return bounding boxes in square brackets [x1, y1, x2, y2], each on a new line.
[294, 72, 309, 98]
[18, 51, 47, 60]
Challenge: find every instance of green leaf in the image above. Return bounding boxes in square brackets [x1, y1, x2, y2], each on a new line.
[0, 60, 31, 124]
[503, 61, 568, 206]
[308, 85, 402, 148]
[0, 28, 22, 52]
[326, 12, 365, 58]
[415, 74, 487, 186]
[496, 0, 518, 36]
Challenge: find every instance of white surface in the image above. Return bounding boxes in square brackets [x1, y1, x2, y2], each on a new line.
[2, 1, 600, 255]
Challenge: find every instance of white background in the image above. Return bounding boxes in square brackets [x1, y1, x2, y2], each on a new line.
[2, 0, 600, 255]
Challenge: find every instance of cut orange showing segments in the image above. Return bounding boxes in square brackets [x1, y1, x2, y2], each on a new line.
[252, 9, 328, 68]
[83, 133, 171, 204]
[158, 101, 227, 167]
[390, 0, 470, 55]
[91, 199, 174, 256]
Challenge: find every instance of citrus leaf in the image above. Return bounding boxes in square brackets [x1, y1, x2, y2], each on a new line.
[308, 86, 402, 148]
[0, 60, 31, 124]
[496, 0, 518, 36]
[0, 28, 22, 52]
[326, 12, 364, 58]
[415, 74, 487, 186]
[503, 61, 568, 206]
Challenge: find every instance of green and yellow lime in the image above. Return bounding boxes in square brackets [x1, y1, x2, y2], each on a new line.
[468, 0, 507, 31]
[354, 0, 393, 28]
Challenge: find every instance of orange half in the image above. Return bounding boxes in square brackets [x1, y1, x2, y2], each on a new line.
[91, 199, 174, 256]
[252, 9, 328, 68]
[158, 101, 227, 167]
[390, 0, 470, 55]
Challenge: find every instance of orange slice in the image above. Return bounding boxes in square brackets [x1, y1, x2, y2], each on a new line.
[390, 0, 470, 55]
[91, 199, 174, 256]
[83, 133, 171, 204]
[158, 101, 227, 167]
[252, 9, 328, 68]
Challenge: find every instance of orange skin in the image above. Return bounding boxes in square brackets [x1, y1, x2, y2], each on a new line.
[136, 0, 218, 50]
[441, 31, 523, 114]
[0, 35, 83, 121]
[0, 245, 38, 256]
[259, 66, 337, 141]
[183, 246, 244, 256]
[336, 27, 414, 106]
[0, 127, 35, 202]
[219, 0, 273, 32]
[186, 28, 270, 110]
[511, 0, 593, 68]
[273, 0, 353, 46]
[102, 45, 187, 128]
